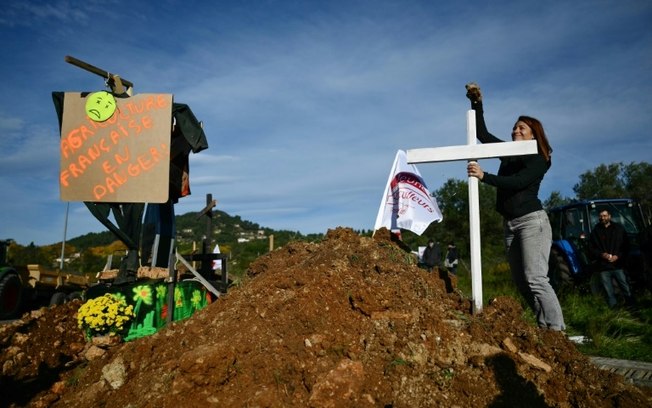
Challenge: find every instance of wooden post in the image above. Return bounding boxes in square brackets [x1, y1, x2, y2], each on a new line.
[196, 194, 217, 278]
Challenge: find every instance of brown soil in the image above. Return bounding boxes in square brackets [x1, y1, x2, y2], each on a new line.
[1, 227, 651, 407]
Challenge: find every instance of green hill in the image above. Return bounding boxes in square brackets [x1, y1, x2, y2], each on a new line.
[67, 209, 323, 252]
[9, 209, 376, 278]
[61, 209, 326, 277]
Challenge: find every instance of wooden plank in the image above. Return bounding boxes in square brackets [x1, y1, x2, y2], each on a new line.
[65, 55, 134, 88]
[590, 356, 652, 388]
[406, 139, 538, 164]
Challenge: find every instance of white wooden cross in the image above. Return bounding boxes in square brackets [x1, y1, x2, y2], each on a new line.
[407, 110, 538, 313]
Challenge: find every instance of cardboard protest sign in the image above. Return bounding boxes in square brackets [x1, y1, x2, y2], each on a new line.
[60, 93, 173, 203]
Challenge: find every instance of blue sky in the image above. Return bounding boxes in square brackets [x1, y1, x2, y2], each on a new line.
[1, 0, 651, 246]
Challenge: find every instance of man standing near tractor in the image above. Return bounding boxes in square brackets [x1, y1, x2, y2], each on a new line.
[589, 209, 636, 309]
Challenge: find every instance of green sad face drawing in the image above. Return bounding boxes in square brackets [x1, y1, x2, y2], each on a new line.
[85, 91, 117, 122]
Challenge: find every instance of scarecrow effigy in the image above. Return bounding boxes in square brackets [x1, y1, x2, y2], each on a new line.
[52, 56, 222, 340]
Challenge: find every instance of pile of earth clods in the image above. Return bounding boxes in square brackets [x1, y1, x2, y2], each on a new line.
[1, 227, 651, 407]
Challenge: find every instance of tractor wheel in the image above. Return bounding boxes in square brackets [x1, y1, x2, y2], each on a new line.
[50, 292, 67, 306]
[0, 273, 23, 319]
[548, 247, 573, 292]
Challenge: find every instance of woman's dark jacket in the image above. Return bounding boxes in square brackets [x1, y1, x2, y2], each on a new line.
[471, 100, 549, 220]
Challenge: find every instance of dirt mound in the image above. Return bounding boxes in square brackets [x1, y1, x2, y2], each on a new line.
[1, 227, 651, 407]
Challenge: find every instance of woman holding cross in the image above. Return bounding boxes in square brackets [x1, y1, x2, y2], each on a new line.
[465, 83, 565, 332]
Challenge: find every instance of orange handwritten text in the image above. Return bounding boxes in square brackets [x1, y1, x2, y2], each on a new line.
[60, 93, 172, 202]
[122, 95, 169, 115]
[60, 138, 113, 187]
[92, 145, 166, 200]
[61, 126, 96, 159]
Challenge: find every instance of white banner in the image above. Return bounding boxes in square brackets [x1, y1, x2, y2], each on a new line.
[374, 150, 442, 235]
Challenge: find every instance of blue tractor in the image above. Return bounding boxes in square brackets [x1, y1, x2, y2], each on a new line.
[547, 199, 650, 294]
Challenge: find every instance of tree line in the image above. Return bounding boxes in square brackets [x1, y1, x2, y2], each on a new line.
[5, 161, 649, 277]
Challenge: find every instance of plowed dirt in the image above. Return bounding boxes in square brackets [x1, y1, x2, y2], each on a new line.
[1, 227, 651, 407]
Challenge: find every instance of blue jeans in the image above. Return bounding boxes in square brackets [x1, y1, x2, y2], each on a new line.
[504, 210, 566, 331]
[599, 269, 632, 308]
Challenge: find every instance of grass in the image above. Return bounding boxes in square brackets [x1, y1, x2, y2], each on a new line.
[454, 260, 652, 363]
[562, 291, 652, 362]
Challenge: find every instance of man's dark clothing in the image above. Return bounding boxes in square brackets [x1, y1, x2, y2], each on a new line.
[643, 224, 652, 265]
[589, 220, 634, 308]
[589, 221, 627, 271]
[423, 243, 441, 271]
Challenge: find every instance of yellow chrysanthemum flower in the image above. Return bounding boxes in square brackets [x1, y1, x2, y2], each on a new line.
[77, 293, 135, 339]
